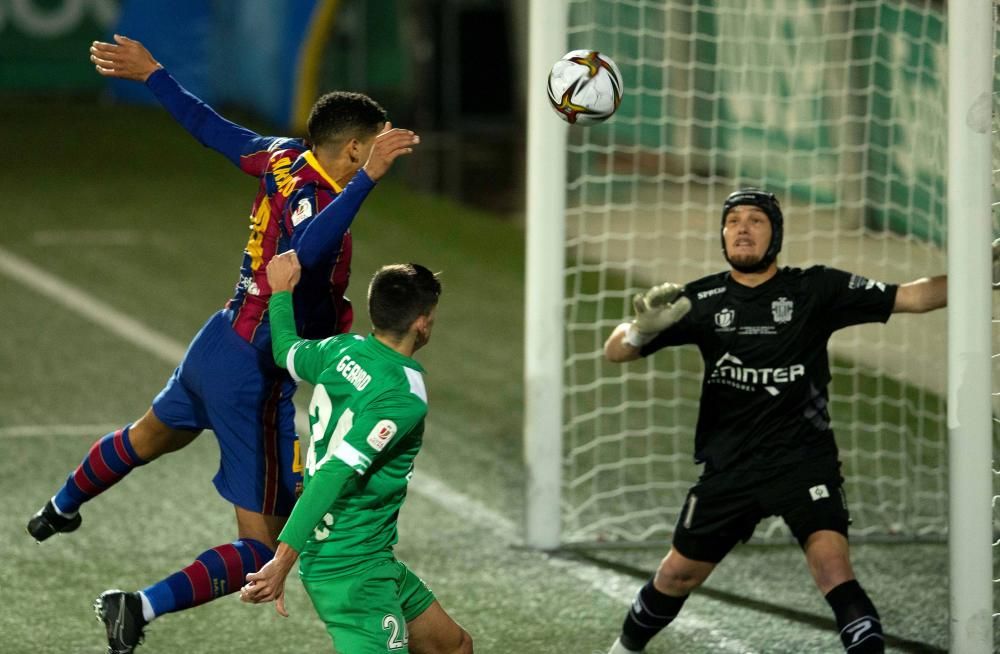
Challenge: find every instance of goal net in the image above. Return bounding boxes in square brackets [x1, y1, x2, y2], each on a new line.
[559, 0, 950, 545]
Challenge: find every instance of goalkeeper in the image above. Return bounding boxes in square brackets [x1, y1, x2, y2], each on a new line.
[603, 189, 954, 654]
[240, 251, 472, 654]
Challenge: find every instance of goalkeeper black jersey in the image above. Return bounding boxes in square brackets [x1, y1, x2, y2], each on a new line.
[640, 266, 897, 474]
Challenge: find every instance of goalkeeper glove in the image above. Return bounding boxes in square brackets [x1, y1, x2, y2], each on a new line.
[624, 283, 692, 347]
[993, 238, 1000, 287]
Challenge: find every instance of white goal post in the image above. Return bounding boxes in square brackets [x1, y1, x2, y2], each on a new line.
[524, 0, 994, 649]
[523, 0, 568, 551]
[949, 2, 994, 651]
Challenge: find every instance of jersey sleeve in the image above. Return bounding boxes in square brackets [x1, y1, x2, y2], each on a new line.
[812, 266, 898, 331]
[288, 170, 376, 269]
[145, 68, 292, 176]
[329, 390, 427, 476]
[270, 291, 348, 382]
[277, 457, 354, 553]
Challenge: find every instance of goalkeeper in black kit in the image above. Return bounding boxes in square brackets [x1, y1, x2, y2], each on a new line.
[603, 189, 953, 654]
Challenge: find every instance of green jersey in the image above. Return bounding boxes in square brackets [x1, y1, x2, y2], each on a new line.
[269, 292, 428, 578]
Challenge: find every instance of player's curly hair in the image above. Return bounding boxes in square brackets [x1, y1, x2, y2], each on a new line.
[307, 91, 387, 147]
[368, 264, 441, 336]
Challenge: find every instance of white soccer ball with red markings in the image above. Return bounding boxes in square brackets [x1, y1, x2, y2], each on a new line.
[546, 50, 623, 125]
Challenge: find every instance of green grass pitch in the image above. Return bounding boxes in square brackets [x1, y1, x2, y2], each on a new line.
[0, 99, 954, 652]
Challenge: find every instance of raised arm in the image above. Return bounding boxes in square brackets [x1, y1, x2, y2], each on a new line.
[291, 126, 420, 269]
[291, 170, 376, 269]
[266, 251, 305, 367]
[892, 275, 946, 313]
[91, 34, 281, 175]
[605, 283, 691, 363]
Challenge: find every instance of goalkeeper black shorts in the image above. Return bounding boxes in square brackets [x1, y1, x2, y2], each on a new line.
[671, 460, 849, 563]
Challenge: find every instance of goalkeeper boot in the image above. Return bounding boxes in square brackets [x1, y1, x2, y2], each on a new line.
[95, 590, 147, 654]
[608, 637, 644, 654]
[26, 499, 81, 542]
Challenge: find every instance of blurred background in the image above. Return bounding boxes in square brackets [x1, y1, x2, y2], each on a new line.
[0, 0, 528, 212]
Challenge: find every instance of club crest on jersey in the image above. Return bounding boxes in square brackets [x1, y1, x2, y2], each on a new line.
[291, 198, 313, 226]
[367, 420, 398, 451]
[771, 297, 793, 323]
[714, 308, 735, 330]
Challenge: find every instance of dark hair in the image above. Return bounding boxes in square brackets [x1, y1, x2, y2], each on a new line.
[368, 264, 442, 336]
[307, 92, 387, 147]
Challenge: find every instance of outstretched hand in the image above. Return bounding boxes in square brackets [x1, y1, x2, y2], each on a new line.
[267, 251, 302, 293]
[363, 121, 420, 182]
[90, 34, 161, 82]
[630, 282, 691, 343]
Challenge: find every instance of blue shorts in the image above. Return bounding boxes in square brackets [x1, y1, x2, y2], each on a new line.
[152, 310, 301, 516]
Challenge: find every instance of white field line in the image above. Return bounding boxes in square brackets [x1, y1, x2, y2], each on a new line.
[0, 245, 186, 362]
[0, 245, 755, 653]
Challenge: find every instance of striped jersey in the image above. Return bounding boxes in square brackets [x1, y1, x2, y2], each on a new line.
[227, 146, 353, 348]
[146, 68, 367, 355]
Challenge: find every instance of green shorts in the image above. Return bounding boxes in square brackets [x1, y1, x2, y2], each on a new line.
[302, 558, 436, 653]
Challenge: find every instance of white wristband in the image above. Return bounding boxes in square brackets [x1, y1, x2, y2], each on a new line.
[623, 322, 652, 348]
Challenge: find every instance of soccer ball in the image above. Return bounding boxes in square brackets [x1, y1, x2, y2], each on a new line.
[546, 50, 623, 125]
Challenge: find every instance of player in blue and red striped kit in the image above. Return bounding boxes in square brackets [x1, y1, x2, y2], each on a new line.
[25, 34, 419, 653]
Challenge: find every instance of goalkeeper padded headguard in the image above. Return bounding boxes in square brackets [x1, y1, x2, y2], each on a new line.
[720, 188, 783, 272]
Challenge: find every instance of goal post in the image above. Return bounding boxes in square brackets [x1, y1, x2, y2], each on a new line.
[947, 1, 993, 650]
[524, 0, 567, 550]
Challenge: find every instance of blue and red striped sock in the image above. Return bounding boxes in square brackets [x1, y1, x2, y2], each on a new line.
[53, 425, 146, 515]
[140, 539, 274, 619]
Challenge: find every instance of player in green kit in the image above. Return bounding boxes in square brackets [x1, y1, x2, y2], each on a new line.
[240, 251, 473, 654]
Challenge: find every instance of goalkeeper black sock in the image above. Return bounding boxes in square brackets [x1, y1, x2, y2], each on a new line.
[825, 579, 884, 653]
[619, 578, 688, 651]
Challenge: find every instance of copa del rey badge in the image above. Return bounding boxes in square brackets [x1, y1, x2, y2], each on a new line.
[291, 198, 313, 226]
[772, 297, 793, 323]
[367, 420, 398, 452]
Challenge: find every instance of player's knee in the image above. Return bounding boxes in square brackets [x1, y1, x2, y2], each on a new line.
[235, 507, 284, 551]
[654, 565, 706, 595]
[654, 551, 713, 594]
[804, 532, 854, 594]
[125, 417, 168, 460]
[130, 410, 198, 460]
